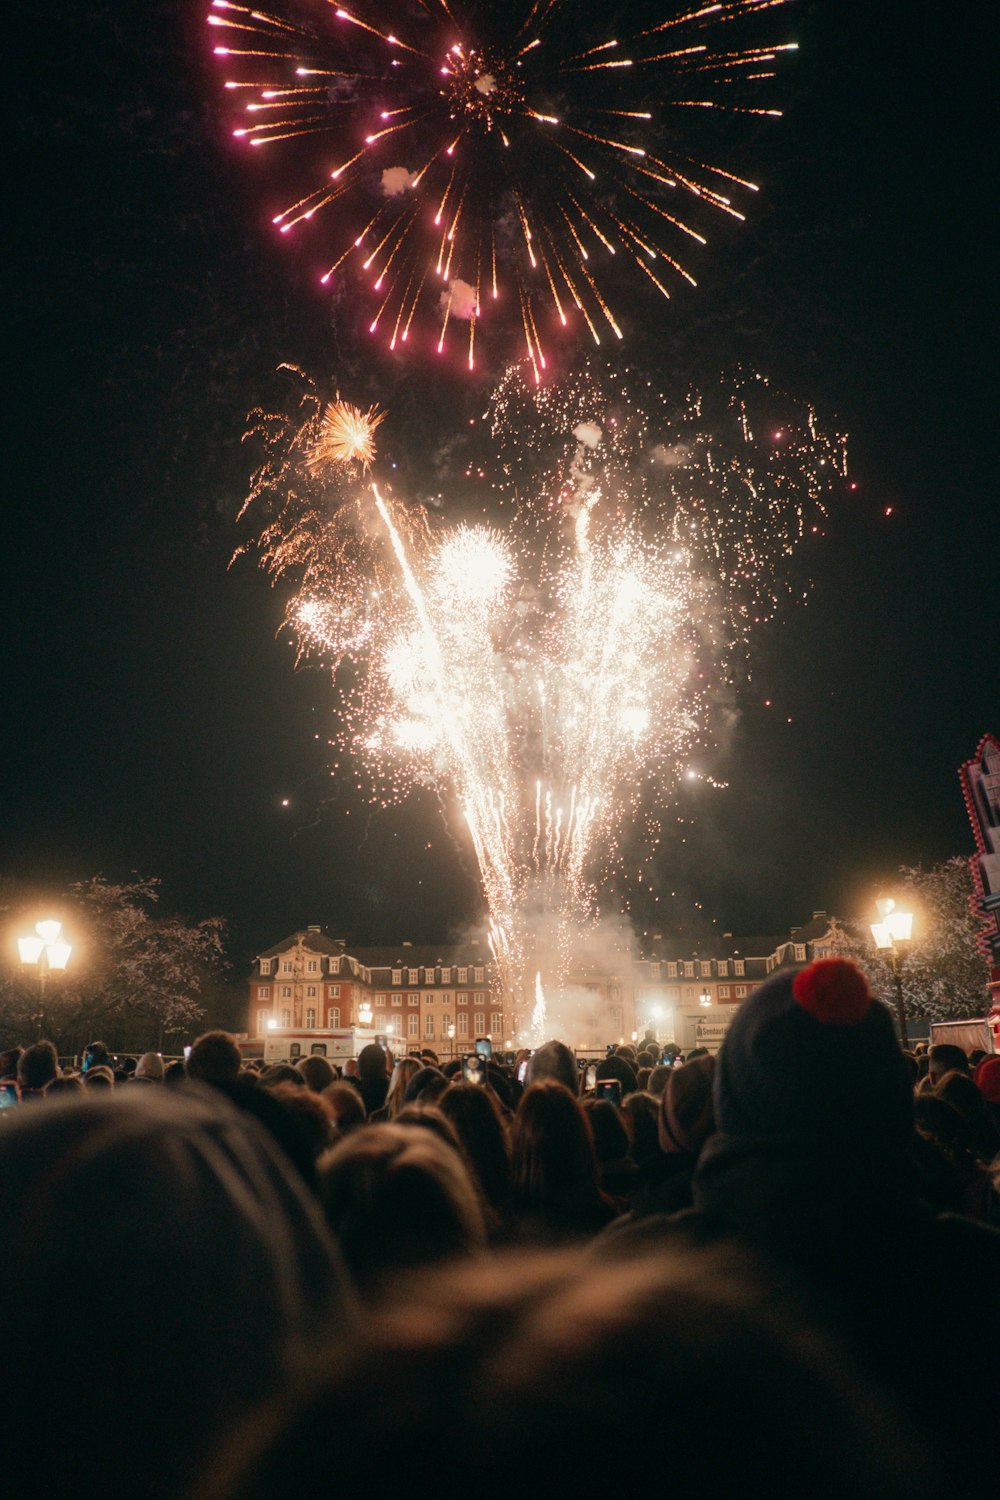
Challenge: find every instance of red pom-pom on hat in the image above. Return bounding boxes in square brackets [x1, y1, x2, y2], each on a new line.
[792, 958, 872, 1025]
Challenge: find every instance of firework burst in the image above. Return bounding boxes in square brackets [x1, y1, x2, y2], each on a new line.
[306, 399, 385, 470]
[209, 0, 797, 373]
[238, 362, 846, 1033]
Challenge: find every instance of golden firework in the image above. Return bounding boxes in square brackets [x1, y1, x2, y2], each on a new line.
[307, 401, 385, 471]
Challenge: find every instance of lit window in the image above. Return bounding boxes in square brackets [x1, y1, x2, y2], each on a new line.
[258, 986, 270, 1000]
[650, 963, 660, 979]
[282, 961, 292, 974]
[735, 985, 747, 998]
[667, 963, 677, 978]
[794, 944, 806, 962]
[328, 984, 340, 998]
[458, 1013, 469, 1037]
[457, 967, 468, 983]
[392, 969, 402, 985]
[408, 991, 419, 1006]
[306, 986, 316, 998]
[281, 1009, 291, 1027]
[734, 960, 745, 976]
[408, 968, 418, 984]
[327, 1007, 340, 1028]
[330, 957, 340, 975]
[441, 967, 451, 983]
[257, 1009, 269, 1033]
[474, 1013, 485, 1034]
[306, 959, 318, 973]
[474, 967, 484, 982]
[390, 991, 401, 1006]
[700, 961, 712, 977]
[718, 961, 728, 977]
[407, 1013, 419, 1037]
[719, 985, 731, 999]
[424, 1014, 435, 1038]
[684, 962, 694, 977]
[440, 992, 452, 1007]
[281, 986, 292, 999]
[306, 1008, 316, 1028]
[259, 959, 271, 976]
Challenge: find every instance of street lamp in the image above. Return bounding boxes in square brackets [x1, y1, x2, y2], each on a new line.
[17, 919, 72, 1040]
[870, 897, 913, 1048]
[699, 989, 712, 1008]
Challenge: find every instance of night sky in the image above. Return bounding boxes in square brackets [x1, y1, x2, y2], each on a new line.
[6, 1, 994, 970]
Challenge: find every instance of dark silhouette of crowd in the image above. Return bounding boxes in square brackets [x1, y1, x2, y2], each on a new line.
[2, 958, 998, 1499]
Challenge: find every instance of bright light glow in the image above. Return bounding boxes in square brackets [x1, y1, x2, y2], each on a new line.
[46, 942, 72, 972]
[18, 936, 45, 965]
[35, 920, 63, 944]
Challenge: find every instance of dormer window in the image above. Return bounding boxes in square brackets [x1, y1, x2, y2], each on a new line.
[457, 967, 468, 983]
[330, 957, 340, 975]
[441, 967, 451, 983]
[794, 944, 806, 962]
[408, 968, 419, 984]
[259, 959, 272, 976]
[392, 969, 402, 985]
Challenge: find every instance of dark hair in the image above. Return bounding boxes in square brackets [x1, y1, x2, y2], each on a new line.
[934, 1070, 1000, 1162]
[525, 1040, 579, 1095]
[595, 1054, 638, 1098]
[623, 1089, 662, 1168]
[317, 1123, 485, 1294]
[648, 1064, 671, 1098]
[322, 1081, 365, 1127]
[928, 1044, 969, 1081]
[83, 1065, 115, 1090]
[511, 1082, 613, 1235]
[84, 1040, 110, 1067]
[403, 1066, 449, 1106]
[437, 1082, 512, 1211]
[186, 1030, 242, 1086]
[45, 1074, 84, 1096]
[582, 1097, 630, 1163]
[18, 1041, 59, 1091]
[0, 1046, 24, 1079]
[296, 1055, 336, 1093]
[357, 1043, 388, 1081]
[202, 1250, 941, 1500]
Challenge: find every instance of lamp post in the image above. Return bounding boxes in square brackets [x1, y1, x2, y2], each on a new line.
[699, 989, 712, 1008]
[870, 897, 913, 1049]
[17, 920, 72, 1041]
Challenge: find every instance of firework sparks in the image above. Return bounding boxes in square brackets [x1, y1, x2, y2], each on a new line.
[306, 400, 385, 470]
[238, 362, 846, 1029]
[209, 0, 797, 367]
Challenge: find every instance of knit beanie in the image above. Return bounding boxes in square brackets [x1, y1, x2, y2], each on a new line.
[659, 1054, 716, 1155]
[713, 959, 914, 1147]
[973, 1055, 1000, 1105]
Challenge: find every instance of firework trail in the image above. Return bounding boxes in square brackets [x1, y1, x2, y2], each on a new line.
[209, 0, 797, 373]
[238, 363, 846, 1037]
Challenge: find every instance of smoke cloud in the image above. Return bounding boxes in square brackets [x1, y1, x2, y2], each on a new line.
[381, 166, 418, 196]
[441, 278, 479, 321]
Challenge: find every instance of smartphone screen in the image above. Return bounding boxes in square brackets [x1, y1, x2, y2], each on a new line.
[474, 1037, 493, 1058]
[462, 1054, 487, 1085]
[517, 1059, 528, 1084]
[0, 1083, 19, 1110]
[596, 1079, 622, 1107]
[585, 1065, 597, 1091]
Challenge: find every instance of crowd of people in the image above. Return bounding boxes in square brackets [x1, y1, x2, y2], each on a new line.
[2, 957, 998, 1498]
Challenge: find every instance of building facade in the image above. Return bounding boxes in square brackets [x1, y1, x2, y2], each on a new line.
[248, 913, 834, 1055]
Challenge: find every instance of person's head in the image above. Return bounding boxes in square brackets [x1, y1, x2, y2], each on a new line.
[261, 1064, 303, 1088]
[164, 1059, 187, 1085]
[525, 1040, 579, 1095]
[973, 1054, 1000, 1105]
[385, 1057, 423, 1116]
[437, 1081, 512, 1208]
[927, 1044, 969, 1087]
[82, 1065, 114, 1090]
[582, 1097, 630, 1164]
[0, 1046, 23, 1080]
[83, 1041, 110, 1071]
[595, 1054, 638, 1099]
[18, 1041, 59, 1092]
[648, 1064, 671, 1098]
[203, 1248, 941, 1500]
[659, 1055, 716, 1156]
[45, 1074, 84, 1096]
[296, 1055, 335, 1093]
[266, 1081, 337, 1161]
[934, 1069, 1000, 1160]
[712, 959, 913, 1150]
[357, 1043, 388, 1082]
[419, 1048, 440, 1067]
[636, 1050, 654, 1070]
[134, 1051, 165, 1082]
[186, 1030, 242, 1087]
[622, 1090, 661, 1168]
[404, 1065, 449, 1106]
[511, 1081, 603, 1212]
[0, 1085, 351, 1500]
[636, 1067, 652, 1092]
[343, 1058, 360, 1079]
[322, 1082, 367, 1134]
[317, 1123, 486, 1295]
